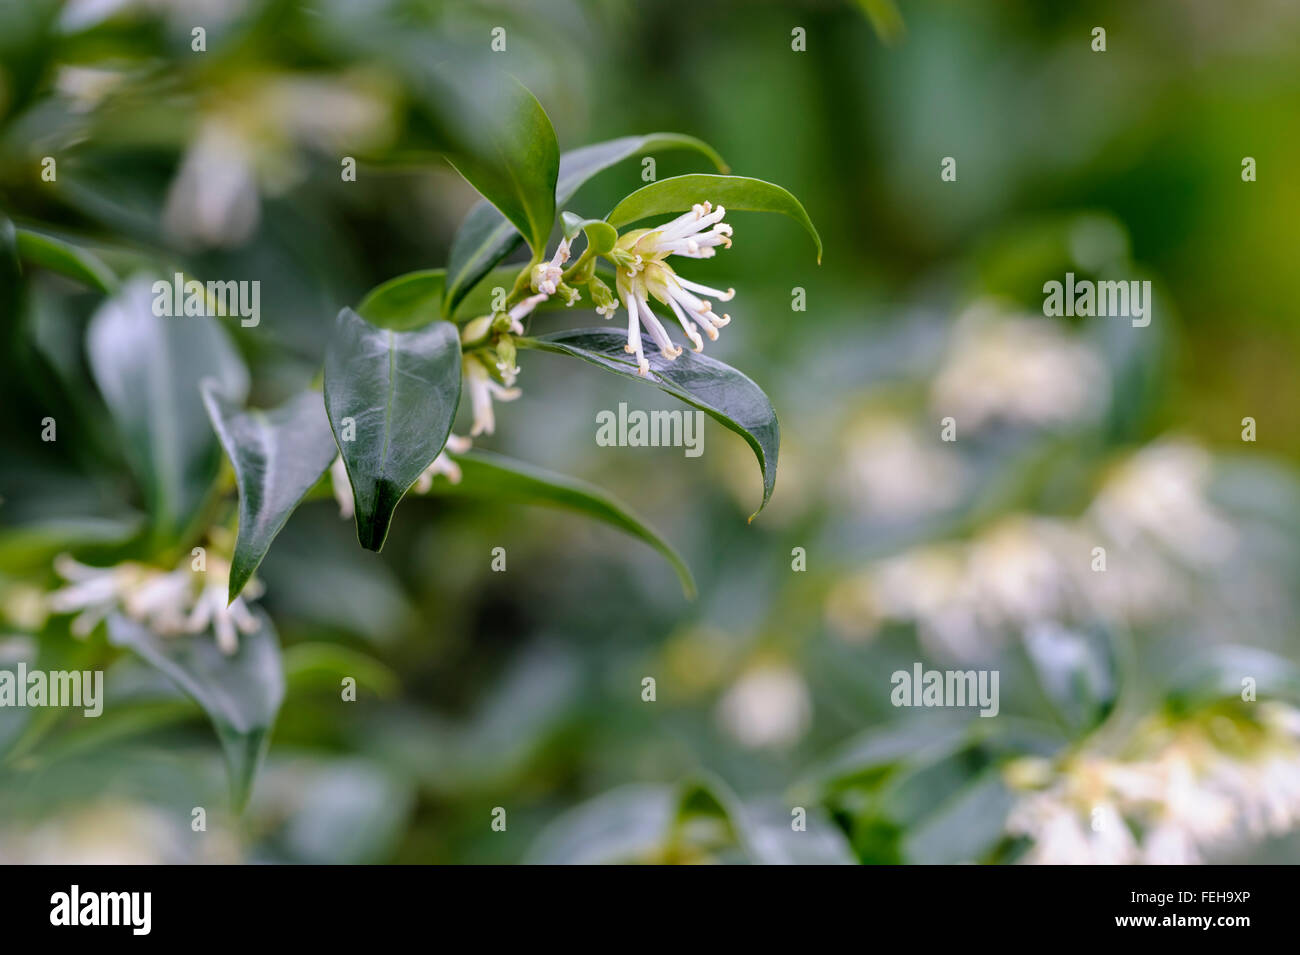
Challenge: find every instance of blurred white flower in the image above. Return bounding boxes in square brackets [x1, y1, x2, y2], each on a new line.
[827, 437, 1240, 658]
[1089, 439, 1237, 568]
[1007, 704, 1300, 864]
[967, 517, 1077, 627]
[330, 433, 472, 521]
[851, 517, 1078, 659]
[330, 454, 355, 520]
[931, 304, 1109, 432]
[412, 434, 472, 492]
[861, 542, 985, 658]
[715, 664, 812, 749]
[163, 118, 261, 249]
[46, 553, 263, 654]
[162, 74, 393, 249]
[837, 416, 967, 522]
[0, 801, 238, 864]
[54, 66, 125, 112]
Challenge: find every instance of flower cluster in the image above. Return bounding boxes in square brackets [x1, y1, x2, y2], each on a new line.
[824, 439, 1237, 661]
[328, 201, 745, 514]
[46, 553, 262, 655]
[1005, 703, 1300, 864]
[608, 202, 736, 375]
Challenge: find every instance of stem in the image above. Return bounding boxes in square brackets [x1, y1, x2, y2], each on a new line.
[562, 245, 597, 283]
[503, 252, 541, 307]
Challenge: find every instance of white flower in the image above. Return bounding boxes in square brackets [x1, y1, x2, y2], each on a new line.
[530, 239, 570, 296]
[1089, 439, 1237, 568]
[330, 454, 355, 520]
[54, 66, 125, 112]
[330, 432, 473, 520]
[930, 304, 1109, 432]
[465, 356, 520, 437]
[161, 74, 392, 249]
[47, 554, 263, 654]
[185, 568, 262, 655]
[838, 416, 967, 522]
[715, 664, 812, 749]
[612, 202, 735, 375]
[412, 434, 472, 492]
[162, 118, 261, 249]
[1006, 706, 1300, 864]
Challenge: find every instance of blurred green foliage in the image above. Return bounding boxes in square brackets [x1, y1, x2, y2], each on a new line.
[2, 0, 1299, 863]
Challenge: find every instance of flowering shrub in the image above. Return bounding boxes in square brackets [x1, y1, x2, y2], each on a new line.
[3, 0, 1299, 866]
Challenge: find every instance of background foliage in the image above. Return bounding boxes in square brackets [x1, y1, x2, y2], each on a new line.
[2, 0, 1299, 863]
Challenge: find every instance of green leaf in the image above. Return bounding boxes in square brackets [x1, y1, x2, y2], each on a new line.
[15, 228, 116, 293]
[1, 215, 23, 327]
[559, 134, 728, 199]
[427, 69, 557, 302]
[607, 174, 822, 263]
[519, 328, 780, 520]
[201, 385, 339, 603]
[0, 516, 144, 574]
[87, 277, 249, 545]
[1165, 646, 1300, 711]
[560, 212, 617, 255]
[283, 643, 400, 699]
[1022, 622, 1118, 734]
[437, 450, 696, 599]
[901, 770, 1014, 864]
[444, 132, 727, 317]
[107, 610, 284, 810]
[323, 308, 461, 551]
[736, 798, 857, 865]
[525, 785, 677, 864]
[854, 0, 907, 45]
[355, 269, 445, 330]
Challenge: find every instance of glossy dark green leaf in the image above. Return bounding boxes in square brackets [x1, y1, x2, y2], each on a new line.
[427, 69, 557, 298]
[202, 385, 339, 603]
[107, 610, 284, 810]
[15, 228, 116, 293]
[444, 132, 727, 317]
[86, 277, 249, 544]
[355, 269, 445, 330]
[519, 328, 779, 520]
[323, 308, 461, 551]
[437, 449, 696, 599]
[1, 216, 22, 329]
[607, 174, 822, 263]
